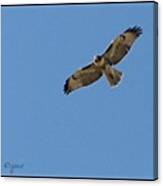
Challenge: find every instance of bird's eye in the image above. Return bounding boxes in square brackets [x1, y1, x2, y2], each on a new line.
[96, 56, 101, 60]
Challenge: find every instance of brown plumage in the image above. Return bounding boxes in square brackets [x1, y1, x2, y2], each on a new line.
[64, 26, 142, 94]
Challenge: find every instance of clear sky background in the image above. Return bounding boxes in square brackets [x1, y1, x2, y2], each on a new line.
[2, 2, 157, 179]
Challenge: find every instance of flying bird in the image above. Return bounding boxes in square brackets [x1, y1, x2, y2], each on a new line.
[64, 26, 142, 95]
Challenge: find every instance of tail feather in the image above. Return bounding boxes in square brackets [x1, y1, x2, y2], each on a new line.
[104, 64, 123, 87]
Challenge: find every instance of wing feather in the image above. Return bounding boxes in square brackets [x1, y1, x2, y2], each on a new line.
[64, 63, 102, 94]
[102, 26, 142, 65]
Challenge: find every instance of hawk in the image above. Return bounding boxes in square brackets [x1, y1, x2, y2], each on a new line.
[64, 26, 142, 95]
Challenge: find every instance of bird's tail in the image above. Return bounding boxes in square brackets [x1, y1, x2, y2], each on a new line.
[103, 64, 123, 87]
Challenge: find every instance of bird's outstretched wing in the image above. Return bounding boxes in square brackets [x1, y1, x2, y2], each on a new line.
[102, 26, 142, 65]
[64, 63, 103, 94]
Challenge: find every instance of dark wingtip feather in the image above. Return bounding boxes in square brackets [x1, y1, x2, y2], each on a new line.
[63, 78, 70, 95]
[124, 26, 143, 37]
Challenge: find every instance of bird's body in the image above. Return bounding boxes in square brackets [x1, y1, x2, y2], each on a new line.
[64, 26, 142, 94]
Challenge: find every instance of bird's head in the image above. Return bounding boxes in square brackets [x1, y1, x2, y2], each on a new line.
[94, 55, 102, 62]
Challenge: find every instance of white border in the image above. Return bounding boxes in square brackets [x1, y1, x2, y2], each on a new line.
[0, 0, 161, 186]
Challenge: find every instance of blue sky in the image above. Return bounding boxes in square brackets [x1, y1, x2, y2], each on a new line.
[2, 2, 157, 179]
